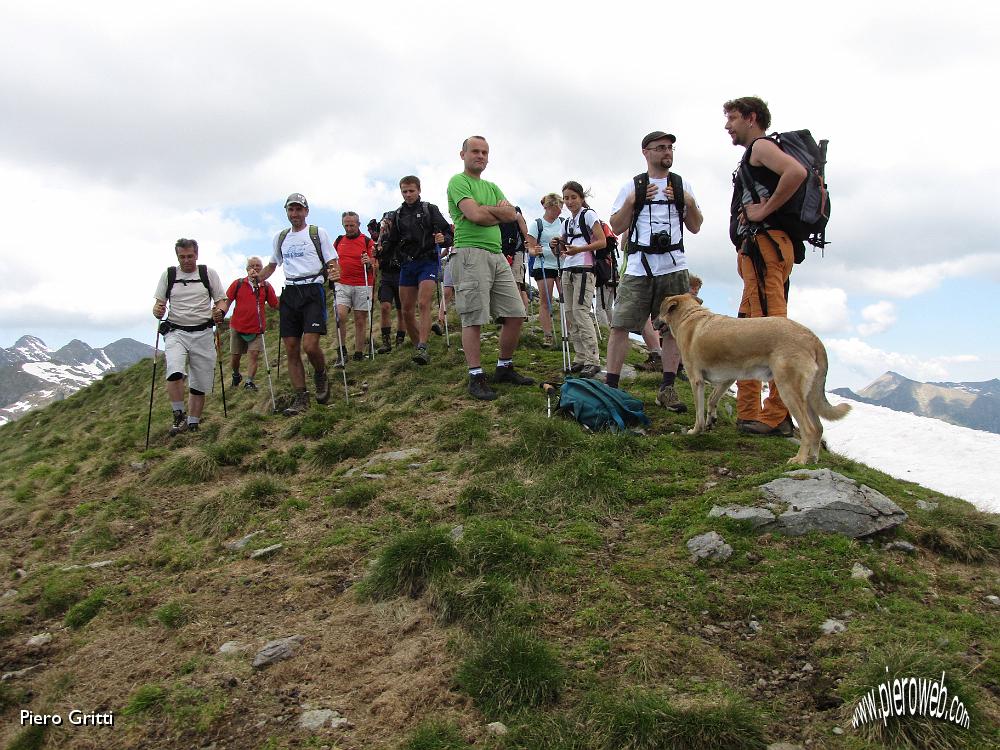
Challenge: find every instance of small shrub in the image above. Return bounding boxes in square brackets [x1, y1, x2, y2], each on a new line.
[154, 601, 188, 629]
[330, 482, 380, 509]
[455, 628, 564, 715]
[399, 719, 466, 750]
[360, 526, 460, 600]
[151, 447, 218, 485]
[123, 684, 169, 716]
[64, 588, 109, 629]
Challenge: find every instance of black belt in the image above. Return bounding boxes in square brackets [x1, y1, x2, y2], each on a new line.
[631, 243, 684, 255]
[161, 320, 213, 334]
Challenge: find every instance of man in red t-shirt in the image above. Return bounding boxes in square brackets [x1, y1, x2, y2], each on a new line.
[333, 211, 376, 365]
[219, 256, 279, 390]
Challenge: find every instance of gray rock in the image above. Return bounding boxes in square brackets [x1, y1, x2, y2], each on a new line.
[883, 540, 917, 554]
[218, 640, 247, 655]
[15, 569, 27, 579]
[851, 563, 874, 581]
[360, 473, 387, 480]
[369, 448, 421, 464]
[749, 620, 762, 634]
[686, 531, 733, 562]
[598, 363, 637, 384]
[754, 469, 907, 538]
[299, 709, 342, 730]
[130, 461, 147, 472]
[87, 560, 115, 569]
[820, 618, 846, 635]
[985, 595, 1000, 607]
[486, 721, 508, 736]
[60, 565, 84, 572]
[26, 633, 52, 648]
[226, 531, 265, 551]
[1, 589, 17, 602]
[2, 663, 44, 681]
[915, 499, 938, 511]
[250, 544, 283, 560]
[252, 635, 303, 668]
[449, 525, 464, 543]
[709, 505, 776, 528]
[831, 727, 844, 735]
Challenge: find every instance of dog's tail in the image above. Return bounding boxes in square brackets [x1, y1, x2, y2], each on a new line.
[811, 344, 851, 422]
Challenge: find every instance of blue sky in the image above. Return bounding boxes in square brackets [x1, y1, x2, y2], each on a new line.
[1, 0, 997, 392]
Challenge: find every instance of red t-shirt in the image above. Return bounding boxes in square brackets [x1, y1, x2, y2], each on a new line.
[226, 277, 278, 334]
[335, 234, 375, 286]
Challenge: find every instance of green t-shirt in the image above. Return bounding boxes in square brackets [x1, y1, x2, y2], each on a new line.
[447, 173, 507, 254]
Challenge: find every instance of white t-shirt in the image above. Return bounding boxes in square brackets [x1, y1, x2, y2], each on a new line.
[154, 266, 226, 327]
[271, 226, 337, 285]
[527, 216, 564, 270]
[611, 176, 697, 277]
[561, 207, 600, 270]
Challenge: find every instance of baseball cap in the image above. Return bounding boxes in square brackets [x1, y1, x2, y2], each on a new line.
[284, 193, 308, 209]
[641, 131, 676, 149]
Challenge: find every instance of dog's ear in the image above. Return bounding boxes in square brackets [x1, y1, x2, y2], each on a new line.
[663, 296, 682, 316]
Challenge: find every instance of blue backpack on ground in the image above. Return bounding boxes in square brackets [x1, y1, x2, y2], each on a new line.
[558, 378, 650, 432]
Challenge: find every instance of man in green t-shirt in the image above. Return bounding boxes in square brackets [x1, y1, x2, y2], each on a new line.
[446, 135, 534, 400]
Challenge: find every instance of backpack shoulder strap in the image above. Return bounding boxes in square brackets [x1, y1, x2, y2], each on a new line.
[334, 235, 343, 249]
[308, 225, 323, 267]
[669, 172, 686, 221]
[578, 209, 592, 244]
[630, 172, 649, 241]
[535, 218, 543, 242]
[276, 228, 291, 263]
[166, 266, 177, 301]
[197, 264, 210, 291]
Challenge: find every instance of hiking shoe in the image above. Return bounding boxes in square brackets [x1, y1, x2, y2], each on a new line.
[187, 422, 199, 433]
[395, 332, 406, 345]
[353, 351, 364, 361]
[283, 390, 310, 416]
[636, 352, 662, 372]
[231, 371, 242, 387]
[431, 322, 444, 336]
[493, 365, 534, 386]
[412, 347, 430, 365]
[168, 409, 187, 436]
[542, 334, 554, 348]
[738, 416, 793, 437]
[243, 380, 257, 391]
[655, 384, 688, 413]
[468, 373, 497, 401]
[569, 363, 585, 374]
[314, 369, 331, 404]
[376, 341, 392, 355]
[579, 364, 603, 379]
[333, 347, 348, 369]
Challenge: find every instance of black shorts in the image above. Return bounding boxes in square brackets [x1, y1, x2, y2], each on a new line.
[378, 270, 402, 309]
[531, 267, 560, 281]
[279, 284, 327, 338]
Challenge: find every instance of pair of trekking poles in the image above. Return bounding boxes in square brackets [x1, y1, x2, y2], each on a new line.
[537, 251, 572, 374]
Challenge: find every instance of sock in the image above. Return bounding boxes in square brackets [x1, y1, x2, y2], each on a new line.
[171, 401, 184, 412]
[662, 371, 676, 387]
[497, 358, 513, 368]
[469, 367, 484, 377]
[417, 343, 427, 351]
[606, 373, 620, 389]
[381, 326, 391, 338]
[187, 415, 200, 425]
[232, 369, 239, 375]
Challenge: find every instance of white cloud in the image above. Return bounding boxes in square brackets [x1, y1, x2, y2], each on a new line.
[856, 301, 897, 336]
[787, 288, 851, 333]
[825, 337, 981, 385]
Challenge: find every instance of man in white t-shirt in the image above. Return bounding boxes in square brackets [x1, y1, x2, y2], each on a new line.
[607, 131, 703, 411]
[152, 238, 227, 436]
[259, 193, 341, 416]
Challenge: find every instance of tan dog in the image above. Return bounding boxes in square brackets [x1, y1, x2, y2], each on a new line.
[657, 294, 850, 464]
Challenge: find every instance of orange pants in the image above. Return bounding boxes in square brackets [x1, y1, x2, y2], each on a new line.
[736, 230, 795, 427]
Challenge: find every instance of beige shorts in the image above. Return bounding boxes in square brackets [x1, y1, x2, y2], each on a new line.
[610, 270, 690, 332]
[509, 250, 526, 289]
[451, 247, 526, 327]
[164, 328, 216, 394]
[335, 284, 372, 312]
[230, 329, 263, 355]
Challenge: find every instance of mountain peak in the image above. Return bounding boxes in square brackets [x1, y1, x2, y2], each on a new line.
[12, 335, 51, 362]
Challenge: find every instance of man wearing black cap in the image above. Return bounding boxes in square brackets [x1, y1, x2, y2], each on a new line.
[259, 193, 341, 415]
[606, 131, 703, 411]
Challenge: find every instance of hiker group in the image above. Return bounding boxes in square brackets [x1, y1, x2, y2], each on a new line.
[151, 96, 829, 439]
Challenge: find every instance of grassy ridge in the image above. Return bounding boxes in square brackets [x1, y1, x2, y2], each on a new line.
[1, 311, 998, 749]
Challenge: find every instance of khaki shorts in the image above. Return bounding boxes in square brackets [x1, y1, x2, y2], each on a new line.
[610, 270, 690, 332]
[230, 329, 263, 355]
[164, 328, 216, 394]
[509, 250, 526, 289]
[335, 283, 372, 311]
[451, 247, 526, 327]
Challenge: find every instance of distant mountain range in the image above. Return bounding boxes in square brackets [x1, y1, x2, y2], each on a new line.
[832, 371, 1000, 435]
[0, 335, 153, 425]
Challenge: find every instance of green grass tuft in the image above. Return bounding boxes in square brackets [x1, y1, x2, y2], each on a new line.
[462, 520, 559, 579]
[428, 576, 521, 629]
[360, 525, 460, 600]
[398, 719, 467, 750]
[435, 410, 490, 452]
[261, 448, 298, 475]
[36, 570, 87, 618]
[123, 683, 169, 716]
[154, 601, 188, 629]
[455, 628, 564, 715]
[150, 447, 218, 485]
[64, 587, 109, 628]
[330, 481, 380, 509]
[206, 436, 256, 466]
[188, 475, 283, 537]
[913, 504, 999, 563]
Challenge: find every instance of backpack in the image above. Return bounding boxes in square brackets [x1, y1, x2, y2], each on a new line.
[629, 172, 686, 246]
[737, 131, 831, 258]
[393, 201, 435, 261]
[165, 264, 210, 301]
[558, 378, 650, 433]
[499, 207, 525, 258]
[576, 218, 619, 290]
[276, 224, 327, 282]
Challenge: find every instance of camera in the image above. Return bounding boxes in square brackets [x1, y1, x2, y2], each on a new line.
[650, 230, 673, 250]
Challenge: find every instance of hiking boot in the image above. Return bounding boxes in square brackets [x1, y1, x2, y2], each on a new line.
[636, 352, 662, 372]
[353, 351, 364, 362]
[493, 365, 534, 386]
[314, 369, 331, 405]
[569, 363, 585, 374]
[431, 322, 444, 336]
[231, 371, 242, 387]
[579, 364, 603, 379]
[412, 347, 430, 365]
[468, 373, 497, 401]
[187, 422, 199, 433]
[542, 334, 554, 348]
[738, 416, 793, 437]
[376, 334, 392, 354]
[243, 379, 257, 391]
[283, 390, 310, 416]
[333, 347, 348, 369]
[168, 409, 187, 436]
[395, 331, 406, 346]
[655, 384, 687, 413]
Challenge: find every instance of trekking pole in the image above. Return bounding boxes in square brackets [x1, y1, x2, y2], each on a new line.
[215, 325, 228, 418]
[255, 285, 277, 413]
[329, 282, 350, 403]
[538, 254, 555, 344]
[554, 244, 571, 373]
[363, 260, 375, 359]
[144, 323, 161, 450]
[436, 243, 450, 349]
[276, 336, 282, 382]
